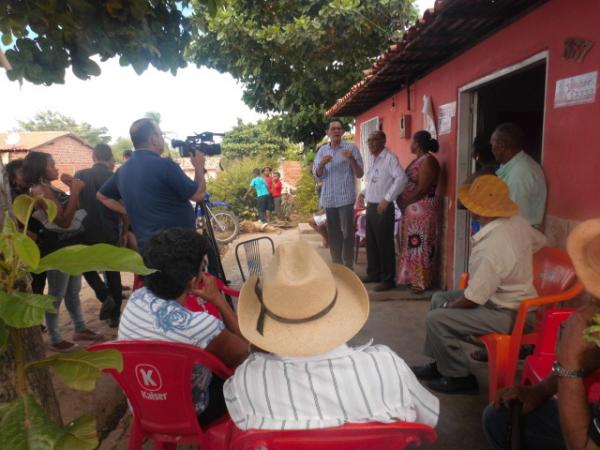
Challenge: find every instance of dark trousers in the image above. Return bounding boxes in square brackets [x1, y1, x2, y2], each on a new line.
[32, 272, 47, 294]
[366, 202, 396, 283]
[83, 271, 123, 319]
[257, 195, 269, 223]
[482, 400, 566, 450]
[325, 204, 354, 269]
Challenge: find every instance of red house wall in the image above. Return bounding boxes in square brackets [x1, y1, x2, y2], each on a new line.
[354, 0, 600, 288]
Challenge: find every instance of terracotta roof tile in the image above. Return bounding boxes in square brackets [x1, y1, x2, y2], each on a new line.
[0, 131, 92, 151]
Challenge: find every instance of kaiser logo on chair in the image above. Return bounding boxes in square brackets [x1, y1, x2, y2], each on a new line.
[135, 363, 167, 400]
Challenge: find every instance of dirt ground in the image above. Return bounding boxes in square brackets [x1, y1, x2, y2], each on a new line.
[47, 226, 490, 450]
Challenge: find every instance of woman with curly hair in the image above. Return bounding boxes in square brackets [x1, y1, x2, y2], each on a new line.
[118, 228, 248, 425]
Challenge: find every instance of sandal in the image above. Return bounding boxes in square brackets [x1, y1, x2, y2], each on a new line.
[73, 329, 105, 342]
[49, 340, 79, 353]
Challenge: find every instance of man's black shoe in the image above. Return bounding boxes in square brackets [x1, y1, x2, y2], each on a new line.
[374, 281, 395, 292]
[360, 275, 380, 284]
[427, 375, 479, 395]
[99, 295, 116, 321]
[411, 362, 442, 380]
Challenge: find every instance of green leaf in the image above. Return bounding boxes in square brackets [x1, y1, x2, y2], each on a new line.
[0, 402, 10, 422]
[0, 395, 63, 450]
[3, 215, 17, 235]
[54, 415, 98, 450]
[12, 194, 35, 227]
[1, 32, 12, 47]
[28, 349, 123, 391]
[34, 244, 155, 276]
[37, 196, 57, 223]
[13, 233, 40, 269]
[0, 319, 8, 355]
[0, 291, 56, 328]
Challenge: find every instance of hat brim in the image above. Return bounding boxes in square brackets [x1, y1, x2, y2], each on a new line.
[567, 219, 600, 298]
[238, 264, 369, 356]
[458, 183, 518, 218]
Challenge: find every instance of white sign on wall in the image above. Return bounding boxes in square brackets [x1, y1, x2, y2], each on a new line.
[438, 101, 457, 136]
[554, 71, 597, 108]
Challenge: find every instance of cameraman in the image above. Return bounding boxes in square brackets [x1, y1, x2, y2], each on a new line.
[97, 118, 207, 253]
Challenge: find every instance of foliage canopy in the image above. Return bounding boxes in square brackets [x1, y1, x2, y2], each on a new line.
[188, 0, 417, 148]
[221, 119, 300, 162]
[0, 0, 220, 84]
[18, 110, 110, 147]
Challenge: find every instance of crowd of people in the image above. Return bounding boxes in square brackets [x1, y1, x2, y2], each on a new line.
[7, 114, 600, 449]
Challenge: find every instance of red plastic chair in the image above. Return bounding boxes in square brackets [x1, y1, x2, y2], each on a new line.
[88, 340, 234, 450]
[521, 308, 575, 386]
[459, 247, 584, 402]
[229, 421, 437, 450]
[185, 273, 240, 318]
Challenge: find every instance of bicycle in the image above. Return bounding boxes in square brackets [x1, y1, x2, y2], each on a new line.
[195, 193, 240, 244]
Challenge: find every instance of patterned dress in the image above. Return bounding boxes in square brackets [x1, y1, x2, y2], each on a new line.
[396, 154, 440, 291]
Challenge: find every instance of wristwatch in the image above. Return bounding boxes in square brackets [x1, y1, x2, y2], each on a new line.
[551, 360, 586, 378]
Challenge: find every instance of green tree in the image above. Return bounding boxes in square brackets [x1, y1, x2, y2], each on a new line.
[0, 0, 221, 84]
[144, 111, 162, 125]
[111, 136, 134, 162]
[221, 119, 300, 162]
[188, 0, 417, 148]
[18, 110, 110, 147]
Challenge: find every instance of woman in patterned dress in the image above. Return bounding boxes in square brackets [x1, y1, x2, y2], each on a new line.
[396, 130, 441, 293]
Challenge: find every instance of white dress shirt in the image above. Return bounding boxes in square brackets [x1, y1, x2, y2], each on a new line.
[224, 341, 439, 430]
[361, 149, 407, 204]
[464, 215, 547, 310]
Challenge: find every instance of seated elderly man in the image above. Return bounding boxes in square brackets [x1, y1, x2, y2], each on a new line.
[412, 175, 546, 394]
[118, 228, 249, 424]
[483, 218, 600, 450]
[224, 240, 439, 430]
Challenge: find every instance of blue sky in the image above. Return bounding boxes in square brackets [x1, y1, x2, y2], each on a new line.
[0, 0, 435, 142]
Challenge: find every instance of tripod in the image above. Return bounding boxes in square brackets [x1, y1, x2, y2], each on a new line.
[195, 200, 233, 306]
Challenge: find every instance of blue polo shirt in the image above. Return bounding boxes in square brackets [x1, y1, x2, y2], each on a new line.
[99, 150, 198, 252]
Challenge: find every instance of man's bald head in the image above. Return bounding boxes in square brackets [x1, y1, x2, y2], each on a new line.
[130, 118, 164, 153]
[491, 123, 525, 164]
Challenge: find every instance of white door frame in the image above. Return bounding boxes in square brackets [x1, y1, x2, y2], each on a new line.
[452, 50, 549, 287]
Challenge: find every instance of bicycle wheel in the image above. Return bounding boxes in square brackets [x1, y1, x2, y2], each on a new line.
[209, 211, 240, 244]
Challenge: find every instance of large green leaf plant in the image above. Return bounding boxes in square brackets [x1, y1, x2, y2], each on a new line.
[0, 194, 154, 450]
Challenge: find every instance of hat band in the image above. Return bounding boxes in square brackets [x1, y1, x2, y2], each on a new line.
[254, 278, 338, 336]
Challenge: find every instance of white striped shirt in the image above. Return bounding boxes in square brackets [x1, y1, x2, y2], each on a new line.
[118, 287, 225, 413]
[312, 141, 364, 208]
[224, 342, 439, 430]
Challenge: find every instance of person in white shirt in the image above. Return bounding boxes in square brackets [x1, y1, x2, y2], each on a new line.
[224, 240, 439, 431]
[357, 131, 407, 292]
[412, 175, 546, 394]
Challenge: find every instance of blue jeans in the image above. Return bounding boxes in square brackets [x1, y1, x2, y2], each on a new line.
[45, 271, 86, 344]
[482, 400, 566, 450]
[257, 195, 269, 223]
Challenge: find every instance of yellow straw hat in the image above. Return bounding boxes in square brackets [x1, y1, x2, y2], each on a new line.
[458, 175, 518, 218]
[237, 240, 369, 357]
[567, 219, 600, 298]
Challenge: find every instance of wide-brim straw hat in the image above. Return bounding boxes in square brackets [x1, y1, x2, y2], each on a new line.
[458, 175, 518, 218]
[238, 240, 369, 356]
[567, 219, 600, 298]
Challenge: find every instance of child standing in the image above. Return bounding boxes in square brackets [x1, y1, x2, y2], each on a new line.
[245, 168, 270, 223]
[270, 171, 283, 219]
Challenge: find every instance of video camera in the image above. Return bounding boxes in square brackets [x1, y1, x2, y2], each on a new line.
[171, 132, 224, 157]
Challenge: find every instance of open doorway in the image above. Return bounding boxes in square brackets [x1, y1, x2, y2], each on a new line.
[453, 53, 547, 286]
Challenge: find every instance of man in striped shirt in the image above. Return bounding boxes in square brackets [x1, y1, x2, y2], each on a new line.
[313, 118, 364, 269]
[224, 240, 439, 430]
[118, 228, 249, 423]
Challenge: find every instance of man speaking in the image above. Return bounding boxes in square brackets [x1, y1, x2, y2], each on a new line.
[98, 118, 207, 253]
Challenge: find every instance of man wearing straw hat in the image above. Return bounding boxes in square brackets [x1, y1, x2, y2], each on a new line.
[412, 175, 546, 394]
[224, 240, 439, 430]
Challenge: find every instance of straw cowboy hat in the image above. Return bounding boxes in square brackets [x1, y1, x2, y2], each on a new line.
[458, 175, 518, 218]
[238, 240, 369, 356]
[567, 219, 600, 298]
